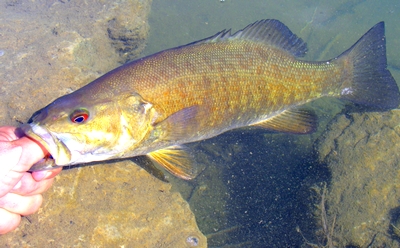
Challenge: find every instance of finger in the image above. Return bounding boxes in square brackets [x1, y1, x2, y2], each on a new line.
[0, 208, 21, 234]
[0, 145, 23, 172]
[12, 137, 47, 171]
[32, 167, 62, 181]
[0, 126, 19, 141]
[0, 193, 42, 216]
[0, 129, 49, 197]
[11, 173, 54, 196]
[0, 146, 24, 197]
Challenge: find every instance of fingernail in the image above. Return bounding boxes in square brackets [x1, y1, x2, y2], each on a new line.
[32, 170, 52, 181]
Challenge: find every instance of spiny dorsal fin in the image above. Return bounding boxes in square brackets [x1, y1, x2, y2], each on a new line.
[186, 19, 307, 57]
[147, 145, 197, 180]
[251, 108, 318, 134]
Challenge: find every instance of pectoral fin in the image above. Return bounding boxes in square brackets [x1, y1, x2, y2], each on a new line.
[153, 106, 200, 141]
[252, 108, 318, 134]
[147, 145, 197, 180]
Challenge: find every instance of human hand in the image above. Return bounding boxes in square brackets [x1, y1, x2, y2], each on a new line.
[0, 126, 62, 234]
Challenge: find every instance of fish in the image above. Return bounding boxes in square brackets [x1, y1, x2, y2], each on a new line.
[21, 19, 399, 180]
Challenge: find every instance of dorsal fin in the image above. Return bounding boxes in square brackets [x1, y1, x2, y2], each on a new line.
[186, 19, 308, 57]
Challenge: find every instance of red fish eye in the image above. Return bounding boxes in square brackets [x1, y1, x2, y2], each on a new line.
[70, 109, 89, 124]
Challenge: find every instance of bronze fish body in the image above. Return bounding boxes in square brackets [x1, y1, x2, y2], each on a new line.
[22, 20, 399, 179]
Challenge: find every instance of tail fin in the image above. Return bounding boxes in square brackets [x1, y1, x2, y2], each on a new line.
[338, 22, 399, 110]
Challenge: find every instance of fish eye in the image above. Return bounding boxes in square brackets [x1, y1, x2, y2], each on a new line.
[70, 109, 89, 124]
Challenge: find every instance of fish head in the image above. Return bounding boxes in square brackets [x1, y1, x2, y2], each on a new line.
[21, 91, 156, 167]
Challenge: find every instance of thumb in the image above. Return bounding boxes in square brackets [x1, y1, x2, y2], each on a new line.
[0, 146, 23, 196]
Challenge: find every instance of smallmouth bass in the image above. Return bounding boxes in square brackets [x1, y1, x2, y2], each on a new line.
[21, 20, 399, 179]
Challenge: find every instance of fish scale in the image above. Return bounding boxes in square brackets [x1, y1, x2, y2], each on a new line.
[134, 44, 324, 123]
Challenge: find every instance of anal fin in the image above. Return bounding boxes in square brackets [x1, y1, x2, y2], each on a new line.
[252, 108, 318, 134]
[147, 145, 197, 180]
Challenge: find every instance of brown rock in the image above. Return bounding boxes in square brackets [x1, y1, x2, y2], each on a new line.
[0, 0, 151, 126]
[316, 110, 400, 247]
[0, 1, 206, 246]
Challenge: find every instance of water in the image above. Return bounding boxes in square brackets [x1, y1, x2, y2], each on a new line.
[1, 0, 400, 247]
[145, 0, 400, 247]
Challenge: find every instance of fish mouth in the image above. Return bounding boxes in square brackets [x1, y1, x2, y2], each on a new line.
[20, 123, 71, 171]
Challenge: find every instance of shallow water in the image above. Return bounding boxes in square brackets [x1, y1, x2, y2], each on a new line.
[1, 0, 400, 247]
[145, 1, 400, 247]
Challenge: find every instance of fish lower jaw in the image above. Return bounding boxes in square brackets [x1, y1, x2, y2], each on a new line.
[28, 157, 61, 172]
[21, 124, 72, 167]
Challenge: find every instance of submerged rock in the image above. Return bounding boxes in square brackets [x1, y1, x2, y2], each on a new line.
[316, 110, 400, 247]
[0, 0, 151, 126]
